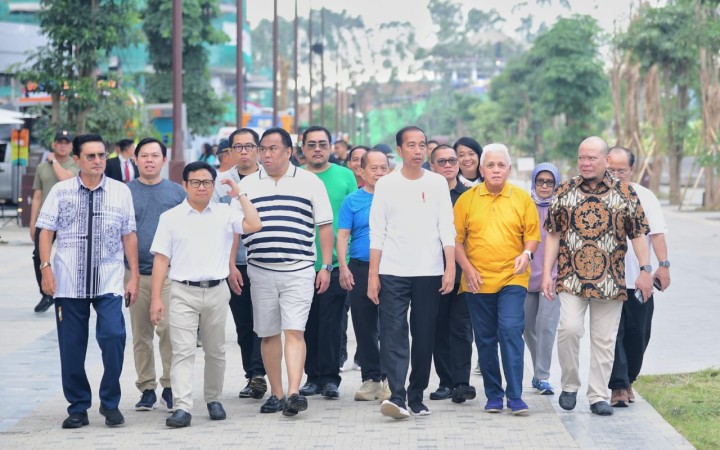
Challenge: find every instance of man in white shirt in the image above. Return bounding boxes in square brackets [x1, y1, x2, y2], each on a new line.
[606, 146, 671, 407]
[368, 126, 456, 419]
[149, 161, 262, 428]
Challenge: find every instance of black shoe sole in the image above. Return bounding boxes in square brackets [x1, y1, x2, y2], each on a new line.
[283, 397, 308, 416]
[34, 298, 54, 313]
[62, 417, 89, 429]
[321, 390, 339, 398]
[249, 378, 268, 399]
[166, 419, 191, 427]
[238, 388, 252, 398]
[429, 391, 452, 400]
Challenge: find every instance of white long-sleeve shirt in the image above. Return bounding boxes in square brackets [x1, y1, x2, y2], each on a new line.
[369, 169, 456, 277]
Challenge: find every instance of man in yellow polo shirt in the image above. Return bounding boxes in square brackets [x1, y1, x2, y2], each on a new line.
[454, 143, 540, 416]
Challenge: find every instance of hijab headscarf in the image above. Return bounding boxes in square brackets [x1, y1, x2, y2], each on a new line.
[530, 162, 560, 207]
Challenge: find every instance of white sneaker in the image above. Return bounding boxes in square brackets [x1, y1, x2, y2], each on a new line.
[354, 380, 381, 401]
[380, 400, 410, 420]
[379, 379, 392, 401]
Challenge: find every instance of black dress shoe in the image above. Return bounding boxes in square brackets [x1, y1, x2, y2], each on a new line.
[321, 382, 339, 398]
[62, 412, 89, 429]
[559, 391, 577, 411]
[207, 401, 226, 420]
[34, 295, 54, 313]
[166, 409, 192, 427]
[98, 405, 125, 426]
[299, 382, 321, 396]
[260, 395, 286, 413]
[451, 384, 477, 403]
[429, 386, 453, 400]
[239, 381, 253, 398]
[590, 401, 614, 416]
[283, 393, 308, 417]
[249, 375, 268, 399]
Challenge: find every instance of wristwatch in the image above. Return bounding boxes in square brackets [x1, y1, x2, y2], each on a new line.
[39, 262, 52, 270]
[658, 260, 671, 268]
[640, 265, 652, 273]
[320, 264, 334, 272]
[523, 250, 534, 261]
[235, 192, 247, 200]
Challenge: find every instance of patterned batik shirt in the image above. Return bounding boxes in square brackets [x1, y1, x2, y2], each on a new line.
[544, 172, 649, 301]
[35, 175, 136, 299]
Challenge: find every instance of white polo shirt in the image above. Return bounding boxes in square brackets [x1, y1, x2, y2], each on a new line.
[150, 199, 246, 282]
[625, 183, 668, 288]
[239, 164, 333, 272]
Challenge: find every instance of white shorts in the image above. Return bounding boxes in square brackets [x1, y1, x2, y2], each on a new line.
[247, 264, 315, 337]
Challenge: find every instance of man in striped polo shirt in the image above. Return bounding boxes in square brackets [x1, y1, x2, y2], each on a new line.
[239, 127, 334, 417]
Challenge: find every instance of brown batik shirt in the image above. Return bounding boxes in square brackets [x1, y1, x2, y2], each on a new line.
[544, 172, 649, 301]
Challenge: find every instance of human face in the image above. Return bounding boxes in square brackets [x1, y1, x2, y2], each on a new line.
[577, 142, 607, 183]
[430, 148, 459, 182]
[259, 132, 292, 177]
[334, 142, 348, 160]
[427, 141, 438, 153]
[361, 152, 389, 189]
[231, 132, 258, 171]
[606, 151, 633, 182]
[136, 142, 166, 179]
[52, 139, 72, 158]
[304, 130, 332, 170]
[74, 141, 107, 177]
[534, 170, 556, 200]
[183, 168, 214, 206]
[480, 151, 511, 192]
[348, 148, 367, 179]
[456, 144, 479, 180]
[397, 129, 427, 170]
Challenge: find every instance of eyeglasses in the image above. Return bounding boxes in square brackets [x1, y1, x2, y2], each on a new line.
[83, 152, 108, 161]
[187, 179, 214, 188]
[608, 168, 629, 176]
[258, 145, 286, 154]
[535, 179, 555, 187]
[435, 158, 458, 167]
[305, 141, 329, 150]
[231, 144, 257, 152]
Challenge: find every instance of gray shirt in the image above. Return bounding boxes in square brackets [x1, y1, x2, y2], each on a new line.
[128, 178, 186, 274]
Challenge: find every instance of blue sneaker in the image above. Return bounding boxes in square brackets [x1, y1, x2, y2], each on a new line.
[161, 387, 173, 412]
[507, 398, 529, 416]
[484, 398, 503, 413]
[531, 377, 539, 389]
[537, 379, 554, 395]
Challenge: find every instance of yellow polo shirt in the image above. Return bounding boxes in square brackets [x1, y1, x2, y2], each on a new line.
[454, 182, 541, 294]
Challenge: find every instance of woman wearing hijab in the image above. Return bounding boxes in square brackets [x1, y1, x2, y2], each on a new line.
[453, 137, 483, 187]
[524, 162, 561, 395]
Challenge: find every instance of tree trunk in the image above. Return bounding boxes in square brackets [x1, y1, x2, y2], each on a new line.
[643, 65, 663, 192]
[610, 49, 624, 145]
[51, 93, 60, 125]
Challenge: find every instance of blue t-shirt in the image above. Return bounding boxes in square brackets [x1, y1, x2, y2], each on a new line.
[337, 188, 373, 262]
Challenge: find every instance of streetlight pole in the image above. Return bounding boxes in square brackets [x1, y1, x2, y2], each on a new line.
[170, 0, 184, 182]
[236, 0, 244, 129]
[272, 0, 278, 127]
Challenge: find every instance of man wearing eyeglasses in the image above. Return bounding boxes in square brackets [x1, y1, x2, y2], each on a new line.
[428, 145, 475, 405]
[149, 161, 262, 428]
[212, 128, 267, 400]
[36, 134, 140, 429]
[298, 126, 358, 400]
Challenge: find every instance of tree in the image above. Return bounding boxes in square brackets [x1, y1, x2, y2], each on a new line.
[143, 0, 227, 136]
[17, 0, 139, 134]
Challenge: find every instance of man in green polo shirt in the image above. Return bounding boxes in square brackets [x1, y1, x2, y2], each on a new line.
[30, 130, 80, 313]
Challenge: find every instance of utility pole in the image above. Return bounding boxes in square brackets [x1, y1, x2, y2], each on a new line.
[272, 0, 278, 127]
[320, 7, 325, 127]
[170, 0, 184, 182]
[236, 0, 244, 128]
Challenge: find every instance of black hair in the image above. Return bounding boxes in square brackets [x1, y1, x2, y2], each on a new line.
[395, 126, 426, 147]
[134, 137, 167, 158]
[72, 134, 105, 157]
[229, 128, 260, 146]
[430, 144, 455, 163]
[335, 139, 348, 147]
[348, 145, 371, 161]
[201, 143, 213, 156]
[302, 125, 332, 145]
[117, 139, 135, 154]
[182, 161, 216, 182]
[360, 149, 389, 169]
[428, 139, 440, 146]
[261, 127, 294, 150]
[609, 146, 636, 168]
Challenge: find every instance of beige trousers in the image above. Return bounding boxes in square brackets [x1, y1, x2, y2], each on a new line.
[556, 292, 623, 405]
[128, 272, 172, 392]
[169, 281, 230, 412]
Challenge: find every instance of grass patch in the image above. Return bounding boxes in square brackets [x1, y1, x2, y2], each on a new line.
[635, 368, 720, 450]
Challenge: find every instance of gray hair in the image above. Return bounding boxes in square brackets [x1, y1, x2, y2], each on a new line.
[480, 143, 511, 166]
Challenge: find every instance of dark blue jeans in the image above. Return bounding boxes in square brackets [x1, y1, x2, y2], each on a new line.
[466, 285, 527, 400]
[55, 294, 126, 414]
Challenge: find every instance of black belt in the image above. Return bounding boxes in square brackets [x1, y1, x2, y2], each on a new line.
[178, 279, 226, 288]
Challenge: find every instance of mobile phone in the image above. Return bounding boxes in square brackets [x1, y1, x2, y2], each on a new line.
[634, 289, 644, 304]
[653, 278, 662, 291]
[125, 292, 131, 308]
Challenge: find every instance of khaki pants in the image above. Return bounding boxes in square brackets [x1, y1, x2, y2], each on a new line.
[556, 292, 623, 405]
[128, 272, 172, 392]
[169, 281, 230, 412]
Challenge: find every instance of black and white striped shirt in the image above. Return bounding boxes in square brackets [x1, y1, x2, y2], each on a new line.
[240, 165, 332, 272]
[36, 175, 136, 298]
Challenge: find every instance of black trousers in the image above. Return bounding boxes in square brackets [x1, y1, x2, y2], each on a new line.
[32, 227, 55, 295]
[379, 274, 441, 406]
[304, 269, 345, 386]
[228, 265, 265, 379]
[348, 259, 383, 382]
[432, 285, 472, 388]
[609, 289, 654, 389]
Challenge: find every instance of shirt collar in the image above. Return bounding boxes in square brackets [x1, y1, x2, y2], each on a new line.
[258, 164, 297, 180]
[76, 174, 107, 192]
[179, 198, 215, 215]
[478, 181, 512, 198]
